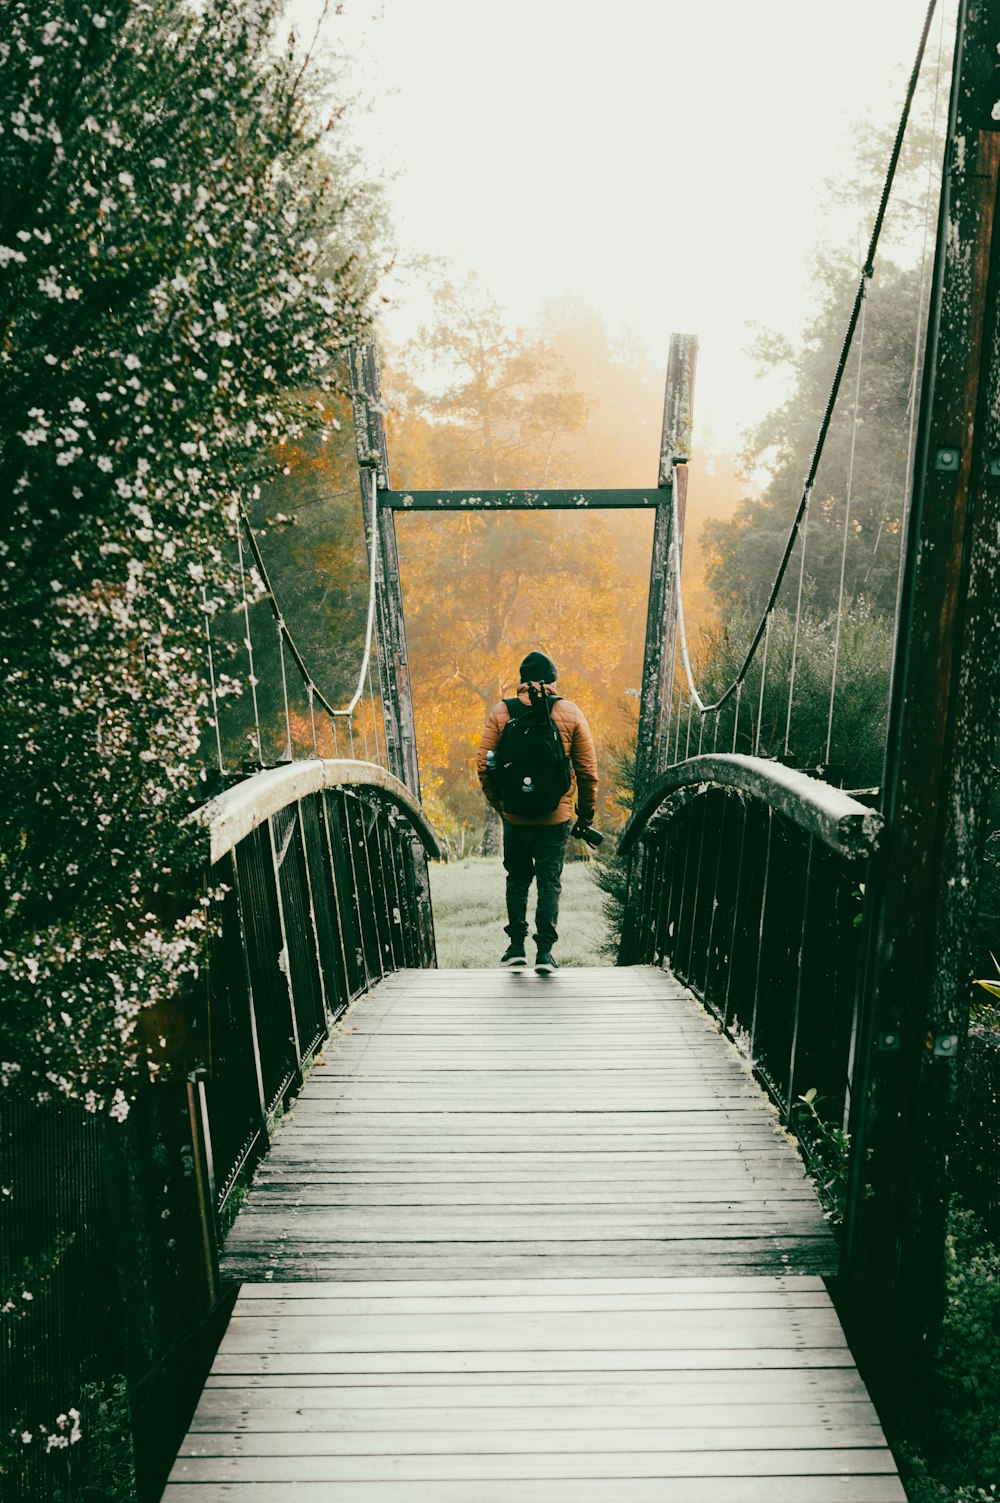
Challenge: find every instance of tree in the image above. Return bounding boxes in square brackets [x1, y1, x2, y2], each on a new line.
[236, 287, 744, 850]
[0, 0, 379, 1110]
[704, 255, 926, 619]
[391, 275, 590, 487]
[384, 287, 659, 848]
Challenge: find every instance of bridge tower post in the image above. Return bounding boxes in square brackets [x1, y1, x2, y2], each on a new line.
[349, 339, 435, 964]
[634, 334, 698, 795]
[841, 0, 1000, 1423]
[349, 339, 422, 799]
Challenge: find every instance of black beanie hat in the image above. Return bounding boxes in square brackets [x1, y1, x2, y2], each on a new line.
[519, 651, 558, 684]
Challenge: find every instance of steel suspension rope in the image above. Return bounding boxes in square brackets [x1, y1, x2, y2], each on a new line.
[669, 0, 939, 719]
[889, 0, 949, 710]
[826, 289, 869, 763]
[235, 468, 382, 744]
[236, 523, 263, 761]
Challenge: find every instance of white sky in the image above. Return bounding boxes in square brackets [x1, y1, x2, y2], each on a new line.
[290, 0, 952, 453]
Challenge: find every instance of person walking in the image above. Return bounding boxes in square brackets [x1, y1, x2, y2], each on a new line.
[477, 651, 598, 974]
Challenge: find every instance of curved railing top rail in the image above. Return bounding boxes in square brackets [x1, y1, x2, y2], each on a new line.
[195, 758, 441, 866]
[620, 753, 883, 861]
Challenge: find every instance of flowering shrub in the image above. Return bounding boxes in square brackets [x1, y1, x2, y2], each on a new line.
[0, 0, 377, 1112]
[1, 1377, 135, 1502]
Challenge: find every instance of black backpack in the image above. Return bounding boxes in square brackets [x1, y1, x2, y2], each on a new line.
[495, 688, 572, 817]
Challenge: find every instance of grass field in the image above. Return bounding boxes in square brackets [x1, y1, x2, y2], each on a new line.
[428, 855, 611, 969]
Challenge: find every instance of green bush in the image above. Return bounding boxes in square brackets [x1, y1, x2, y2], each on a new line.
[0, 0, 377, 1113]
[902, 1203, 1000, 1502]
[1, 1377, 136, 1503]
[791, 1088, 853, 1225]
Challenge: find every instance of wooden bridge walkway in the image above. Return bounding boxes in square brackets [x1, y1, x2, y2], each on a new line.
[163, 966, 904, 1500]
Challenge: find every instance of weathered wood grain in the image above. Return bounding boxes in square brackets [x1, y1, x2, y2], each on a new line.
[162, 1480, 906, 1502]
[222, 967, 832, 1279]
[162, 966, 902, 1498]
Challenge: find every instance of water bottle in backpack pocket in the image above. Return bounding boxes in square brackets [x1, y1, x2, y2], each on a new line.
[495, 692, 571, 816]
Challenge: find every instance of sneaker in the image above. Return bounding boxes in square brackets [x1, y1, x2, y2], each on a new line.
[500, 942, 527, 968]
[535, 951, 559, 975]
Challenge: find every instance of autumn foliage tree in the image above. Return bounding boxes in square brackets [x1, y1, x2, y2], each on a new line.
[390, 276, 590, 486]
[250, 282, 743, 850]
[381, 281, 663, 845]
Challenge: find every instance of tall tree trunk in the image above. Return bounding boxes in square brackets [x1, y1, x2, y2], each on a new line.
[480, 805, 502, 857]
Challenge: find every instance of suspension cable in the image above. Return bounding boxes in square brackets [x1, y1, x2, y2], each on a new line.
[669, 530, 705, 713]
[890, 0, 948, 708]
[201, 585, 225, 774]
[784, 499, 810, 755]
[236, 524, 263, 761]
[236, 467, 382, 727]
[671, 0, 938, 718]
[826, 286, 869, 763]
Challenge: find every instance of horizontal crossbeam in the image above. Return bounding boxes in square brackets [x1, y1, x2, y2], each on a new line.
[380, 488, 667, 511]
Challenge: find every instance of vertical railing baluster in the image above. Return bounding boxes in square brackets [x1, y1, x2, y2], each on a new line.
[722, 800, 750, 1032]
[784, 834, 815, 1120]
[749, 808, 774, 1058]
[702, 792, 729, 1013]
[683, 792, 710, 987]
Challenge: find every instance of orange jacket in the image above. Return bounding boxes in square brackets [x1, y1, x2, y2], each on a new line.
[477, 686, 599, 827]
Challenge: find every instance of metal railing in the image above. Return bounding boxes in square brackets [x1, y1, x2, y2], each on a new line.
[195, 759, 438, 1221]
[619, 754, 882, 1134]
[2, 760, 437, 1503]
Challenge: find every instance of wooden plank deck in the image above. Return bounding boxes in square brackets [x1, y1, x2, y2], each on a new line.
[164, 966, 903, 1500]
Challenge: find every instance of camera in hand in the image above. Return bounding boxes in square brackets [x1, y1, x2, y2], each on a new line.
[571, 820, 604, 849]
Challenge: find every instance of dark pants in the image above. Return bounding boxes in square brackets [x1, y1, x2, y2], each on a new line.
[502, 820, 571, 951]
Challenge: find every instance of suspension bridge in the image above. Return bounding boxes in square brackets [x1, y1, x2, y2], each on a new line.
[7, 1, 1000, 1499]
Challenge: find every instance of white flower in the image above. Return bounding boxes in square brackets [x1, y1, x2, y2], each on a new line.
[118, 171, 134, 189]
